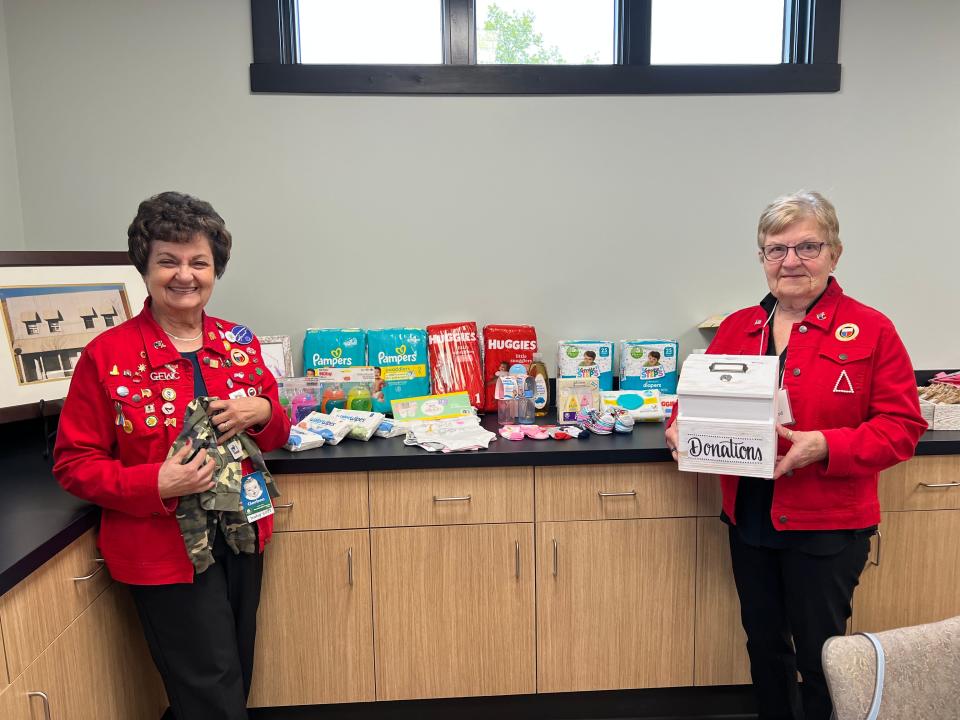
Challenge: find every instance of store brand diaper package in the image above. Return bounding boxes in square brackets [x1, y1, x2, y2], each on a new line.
[482, 324, 538, 412]
[557, 340, 615, 391]
[619, 340, 679, 394]
[367, 328, 430, 415]
[303, 328, 366, 373]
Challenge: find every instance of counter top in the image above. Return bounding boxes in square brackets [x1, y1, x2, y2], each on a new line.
[4, 413, 960, 597]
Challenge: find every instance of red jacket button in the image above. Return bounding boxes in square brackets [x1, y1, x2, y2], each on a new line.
[779, 515, 788, 524]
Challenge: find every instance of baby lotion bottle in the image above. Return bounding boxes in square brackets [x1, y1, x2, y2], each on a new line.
[528, 354, 550, 417]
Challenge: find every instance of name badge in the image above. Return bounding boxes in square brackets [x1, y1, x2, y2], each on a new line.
[241, 471, 274, 523]
[226, 438, 244, 461]
[777, 387, 795, 426]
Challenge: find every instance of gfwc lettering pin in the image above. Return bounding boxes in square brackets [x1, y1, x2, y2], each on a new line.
[835, 323, 859, 342]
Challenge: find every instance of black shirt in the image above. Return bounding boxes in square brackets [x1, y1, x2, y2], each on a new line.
[180, 351, 208, 399]
[721, 291, 876, 555]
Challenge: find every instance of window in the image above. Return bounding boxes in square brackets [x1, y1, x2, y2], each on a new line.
[82, 315, 96, 330]
[47, 320, 61, 333]
[250, 0, 840, 95]
[25, 321, 40, 336]
[103, 315, 116, 327]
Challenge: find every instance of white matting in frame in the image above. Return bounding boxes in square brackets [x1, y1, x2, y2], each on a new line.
[0, 264, 147, 410]
[259, 335, 293, 379]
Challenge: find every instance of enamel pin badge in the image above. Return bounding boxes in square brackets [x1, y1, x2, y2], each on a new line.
[835, 323, 859, 341]
[833, 369, 855, 394]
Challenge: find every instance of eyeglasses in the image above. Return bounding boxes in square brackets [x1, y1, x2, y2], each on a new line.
[761, 241, 827, 262]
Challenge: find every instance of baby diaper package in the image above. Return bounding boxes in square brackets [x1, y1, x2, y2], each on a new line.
[482, 324, 538, 413]
[557, 340, 615, 391]
[427, 321, 485, 410]
[367, 328, 430, 415]
[619, 340, 679, 394]
[303, 328, 366, 373]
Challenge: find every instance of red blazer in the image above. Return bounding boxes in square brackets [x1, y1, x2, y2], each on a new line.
[54, 299, 291, 585]
[697, 279, 925, 530]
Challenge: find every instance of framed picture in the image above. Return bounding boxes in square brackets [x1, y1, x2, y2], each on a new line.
[259, 334, 293, 379]
[0, 251, 146, 422]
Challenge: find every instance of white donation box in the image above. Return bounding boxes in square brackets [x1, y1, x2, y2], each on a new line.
[676, 354, 778, 479]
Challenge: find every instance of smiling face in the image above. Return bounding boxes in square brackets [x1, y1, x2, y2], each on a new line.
[760, 217, 841, 308]
[144, 233, 216, 320]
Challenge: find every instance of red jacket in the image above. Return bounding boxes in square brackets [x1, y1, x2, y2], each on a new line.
[54, 299, 291, 585]
[700, 279, 925, 530]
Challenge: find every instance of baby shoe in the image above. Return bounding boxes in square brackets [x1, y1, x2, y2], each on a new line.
[609, 407, 635, 433]
[576, 409, 615, 435]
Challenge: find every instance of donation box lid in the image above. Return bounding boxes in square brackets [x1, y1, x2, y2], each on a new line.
[677, 354, 778, 401]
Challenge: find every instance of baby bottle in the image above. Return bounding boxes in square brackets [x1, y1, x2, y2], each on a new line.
[321, 384, 346, 414]
[346, 385, 373, 412]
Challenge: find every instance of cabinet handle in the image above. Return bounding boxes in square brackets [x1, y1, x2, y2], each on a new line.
[919, 482, 960, 488]
[347, 547, 353, 586]
[274, 501, 295, 509]
[597, 490, 637, 498]
[28, 691, 52, 720]
[870, 529, 882, 567]
[433, 495, 471, 502]
[73, 558, 105, 582]
[515, 540, 520, 579]
[552, 539, 558, 577]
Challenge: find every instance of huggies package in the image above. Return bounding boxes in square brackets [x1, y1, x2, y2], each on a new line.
[427, 322, 484, 410]
[303, 328, 366, 373]
[367, 328, 430, 415]
[481, 324, 538, 413]
[619, 340, 679, 394]
[557, 340, 615, 391]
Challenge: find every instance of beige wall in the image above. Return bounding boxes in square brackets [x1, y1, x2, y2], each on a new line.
[2, 0, 958, 371]
[0, 0, 23, 250]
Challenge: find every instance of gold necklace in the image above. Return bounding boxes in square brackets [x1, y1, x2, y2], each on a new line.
[164, 329, 203, 342]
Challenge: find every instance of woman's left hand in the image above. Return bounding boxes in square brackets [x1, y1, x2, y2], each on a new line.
[773, 424, 828, 479]
[209, 397, 272, 443]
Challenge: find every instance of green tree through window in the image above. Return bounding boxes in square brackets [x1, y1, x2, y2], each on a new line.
[482, 4, 564, 64]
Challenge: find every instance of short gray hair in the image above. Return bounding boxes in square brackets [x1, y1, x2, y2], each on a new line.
[757, 190, 841, 259]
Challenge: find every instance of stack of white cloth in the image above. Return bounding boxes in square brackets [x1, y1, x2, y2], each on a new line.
[403, 415, 497, 453]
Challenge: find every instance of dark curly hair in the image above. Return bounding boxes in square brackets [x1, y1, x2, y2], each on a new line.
[127, 191, 232, 278]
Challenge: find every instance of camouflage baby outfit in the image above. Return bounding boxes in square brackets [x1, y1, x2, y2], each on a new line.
[167, 397, 281, 574]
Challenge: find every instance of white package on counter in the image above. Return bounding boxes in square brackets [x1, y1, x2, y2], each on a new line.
[284, 425, 326, 452]
[330, 408, 385, 441]
[296, 412, 353, 446]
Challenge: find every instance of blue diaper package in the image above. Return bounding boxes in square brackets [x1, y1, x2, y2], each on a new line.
[557, 340, 615, 391]
[619, 339, 679, 394]
[303, 328, 366, 373]
[367, 327, 430, 415]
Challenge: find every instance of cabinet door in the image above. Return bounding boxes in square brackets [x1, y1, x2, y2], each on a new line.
[853, 510, 960, 633]
[537, 518, 696, 693]
[248, 530, 374, 707]
[4, 584, 165, 720]
[694, 517, 751, 686]
[372, 523, 535, 701]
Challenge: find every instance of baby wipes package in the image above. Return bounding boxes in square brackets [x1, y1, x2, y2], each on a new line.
[303, 328, 366, 373]
[602, 389, 665, 422]
[330, 408, 385, 441]
[557, 341, 615, 391]
[367, 328, 430, 415]
[284, 425, 326, 452]
[295, 412, 352, 446]
[620, 340, 679, 394]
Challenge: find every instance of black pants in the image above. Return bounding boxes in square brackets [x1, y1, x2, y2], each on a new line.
[129, 529, 264, 720]
[728, 526, 870, 720]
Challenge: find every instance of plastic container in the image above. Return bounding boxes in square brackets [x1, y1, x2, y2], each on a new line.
[528, 354, 550, 417]
[495, 374, 536, 425]
[345, 385, 373, 412]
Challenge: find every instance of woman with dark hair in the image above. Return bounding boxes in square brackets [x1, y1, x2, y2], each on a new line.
[54, 191, 291, 720]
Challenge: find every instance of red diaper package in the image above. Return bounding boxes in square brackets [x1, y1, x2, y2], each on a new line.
[481, 324, 539, 412]
[427, 322, 485, 410]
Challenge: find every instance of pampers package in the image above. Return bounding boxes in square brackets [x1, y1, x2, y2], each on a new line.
[557, 340, 615, 391]
[367, 328, 430, 415]
[481, 324, 538, 413]
[427, 321, 484, 410]
[619, 340, 679, 394]
[303, 328, 366, 373]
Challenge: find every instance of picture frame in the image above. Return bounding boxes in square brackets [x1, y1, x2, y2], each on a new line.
[259, 334, 294, 379]
[0, 251, 146, 423]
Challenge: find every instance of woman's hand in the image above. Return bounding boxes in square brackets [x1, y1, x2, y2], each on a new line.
[665, 422, 679, 462]
[773, 424, 828, 479]
[158, 439, 215, 499]
[208, 397, 272, 442]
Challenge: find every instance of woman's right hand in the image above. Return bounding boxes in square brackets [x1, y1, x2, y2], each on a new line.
[665, 422, 679, 462]
[158, 440, 216, 499]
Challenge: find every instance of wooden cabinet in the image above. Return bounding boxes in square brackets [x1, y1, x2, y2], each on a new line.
[0, 528, 111, 680]
[372, 523, 535, 701]
[877, 456, 960, 511]
[853, 509, 960, 633]
[694, 517, 750, 686]
[248, 529, 375, 708]
[536, 463, 697, 521]
[271, 472, 368, 532]
[536, 518, 696, 693]
[0, 583, 165, 719]
[369, 467, 533, 527]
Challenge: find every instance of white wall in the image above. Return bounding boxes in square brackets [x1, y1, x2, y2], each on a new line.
[3, 0, 958, 372]
[0, 0, 23, 250]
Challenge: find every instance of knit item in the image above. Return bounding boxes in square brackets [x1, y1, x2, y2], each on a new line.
[576, 409, 615, 435]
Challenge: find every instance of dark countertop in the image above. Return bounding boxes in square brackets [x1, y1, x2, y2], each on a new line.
[4, 413, 960, 597]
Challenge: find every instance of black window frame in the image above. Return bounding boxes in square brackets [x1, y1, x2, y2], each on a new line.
[250, 0, 840, 95]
